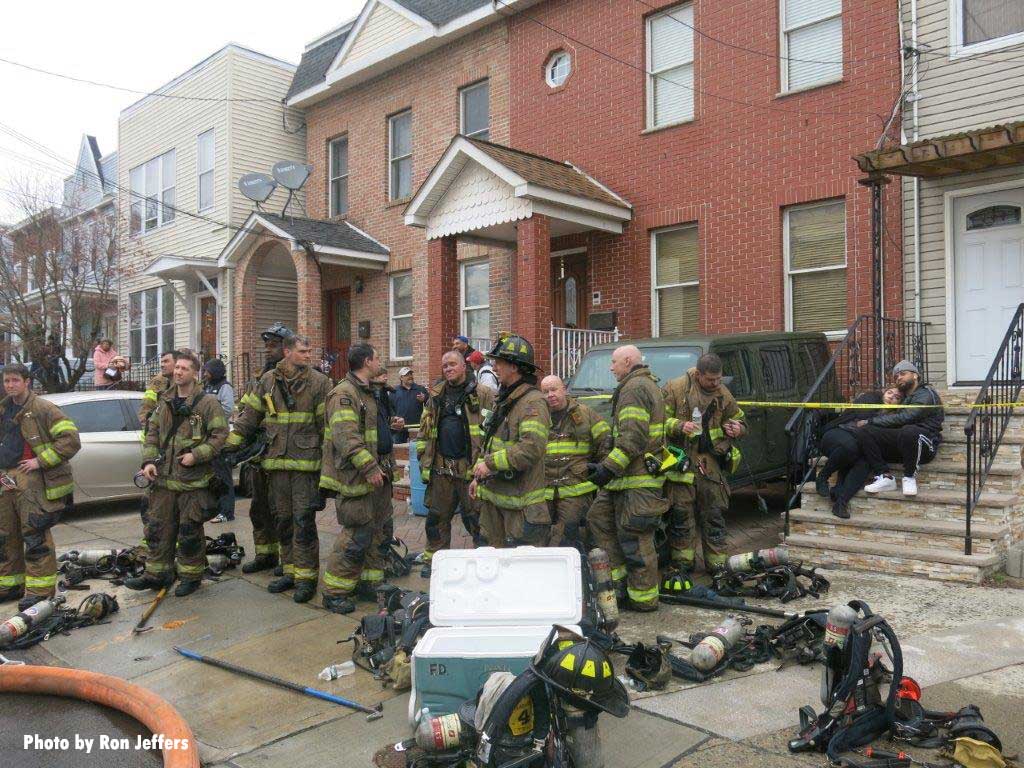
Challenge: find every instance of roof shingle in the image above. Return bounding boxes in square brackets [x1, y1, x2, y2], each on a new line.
[286, 30, 350, 101]
[259, 213, 389, 255]
[391, 0, 491, 24]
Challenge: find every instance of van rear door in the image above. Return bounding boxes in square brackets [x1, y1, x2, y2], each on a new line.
[750, 343, 800, 480]
[712, 345, 766, 484]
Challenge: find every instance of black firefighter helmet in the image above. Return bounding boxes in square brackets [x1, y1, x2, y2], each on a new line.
[261, 322, 295, 343]
[486, 334, 538, 372]
[531, 625, 629, 718]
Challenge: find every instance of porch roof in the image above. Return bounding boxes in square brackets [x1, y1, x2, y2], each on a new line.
[144, 255, 219, 282]
[405, 136, 632, 240]
[217, 212, 390, 270]
[855, 121, 1024, 178]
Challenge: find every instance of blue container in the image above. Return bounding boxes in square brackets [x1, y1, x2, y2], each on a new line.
[408, 441, 427, 517]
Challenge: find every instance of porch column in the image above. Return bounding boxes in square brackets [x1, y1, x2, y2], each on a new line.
[515, 214, 552, 371]
[421, 235, 459, 375]
[292, 245, 324, 357]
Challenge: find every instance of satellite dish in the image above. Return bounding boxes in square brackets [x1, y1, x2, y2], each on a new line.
[238, 173, 277, 204]
[272, 161, 312, 191]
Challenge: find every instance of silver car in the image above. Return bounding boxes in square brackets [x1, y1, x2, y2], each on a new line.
[41, 390, 146, 505]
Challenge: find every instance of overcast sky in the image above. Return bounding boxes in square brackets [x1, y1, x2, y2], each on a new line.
[0, 0, 364, 223]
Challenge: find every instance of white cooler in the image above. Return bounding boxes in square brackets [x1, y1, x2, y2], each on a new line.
[409, 546, 582, 724]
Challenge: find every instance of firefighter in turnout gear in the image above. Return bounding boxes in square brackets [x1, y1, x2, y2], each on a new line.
[237, 322, 294, 575]
[663, 353, 746, 573]
[539, 374, 611, 550]
[126, 352, 229, 596]
[586, 345, 668, 612]
[320, 343, 395, 614]
[0, 363, 80, 610]
[136, 350, 176, 549]
[370, 367, 402, 575]
[226, 335, 332, 603]
[415, 350, 494, 577]
[470, 335, 551, 548]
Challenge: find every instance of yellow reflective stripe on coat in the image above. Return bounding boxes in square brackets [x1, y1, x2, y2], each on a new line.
[476, 485, 547, 509]
[331, 409, 359, 424]
[361, 568, 384, 582]
[544, 480, 597, 500]
[143, 389, 158, 403]
[606, 447, 629, 469]
[49, 419, 78, 436]
[25, 574, 58, 589]
[732, 408, 746, 421]
[606, 474, 663, 491]
[263, 394, 277, 416]
[591, 421, 610, 439]
[261, 458, 321, 472]
[319, 475, 372, 497]
[709, 426, 725, 441]
[492, 449, 511, 471]
[241, 392, 264, 411]
[192, 443, 214, 462]
[36, 445, 63, 468]
[665, 416, 681, 433]
[352, 449, 375, 468]
[45, 482, 74, 500]
[225, 431, 244, 448]
[649, 423, 665, 439]
[617, 406, 650, 423]
[546, 441, 591, 456]
[468, 425, 484, 437]
[519, 420, 548, 439]
[665, 470, 695, 484]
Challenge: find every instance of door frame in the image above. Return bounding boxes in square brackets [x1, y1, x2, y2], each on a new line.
[193, 290, 218, 356]
[943, 177, 1024, 387]
[550, 247, 588, 328]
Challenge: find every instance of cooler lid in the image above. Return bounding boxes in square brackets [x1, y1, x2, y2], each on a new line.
[429, 546, 582, 627]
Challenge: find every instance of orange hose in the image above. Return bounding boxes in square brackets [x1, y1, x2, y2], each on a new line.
[0, 664, 199, 768]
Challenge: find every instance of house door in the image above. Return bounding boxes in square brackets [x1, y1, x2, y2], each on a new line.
[325, 288, 351, 380]
[551, 252, 588, 328]
[199, 295, 218, 359]
[953, 189, 1024, 383]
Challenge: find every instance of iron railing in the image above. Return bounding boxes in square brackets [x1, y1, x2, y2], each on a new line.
[550, 324, 620, 381]
[964, 303, 1024, 555]
[39, 352, 257, 393]
[784, 314, 930, 533]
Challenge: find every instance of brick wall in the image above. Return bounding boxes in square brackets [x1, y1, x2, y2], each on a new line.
[507, 0, 904, 340]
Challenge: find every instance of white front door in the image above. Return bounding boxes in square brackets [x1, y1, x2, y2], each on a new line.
[953, 188, 1024, 383]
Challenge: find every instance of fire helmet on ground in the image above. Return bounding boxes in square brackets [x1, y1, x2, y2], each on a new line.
[531, 625, 629, 718]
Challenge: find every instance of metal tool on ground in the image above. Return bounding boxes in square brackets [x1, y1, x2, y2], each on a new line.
[173, 646, 384, 721]
[659, 591, 799, 619]
[132, 587, 168, 635]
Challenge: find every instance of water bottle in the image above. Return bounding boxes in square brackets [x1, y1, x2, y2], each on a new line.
[691, 407, 703, 435]
[317, 660, 355, 681]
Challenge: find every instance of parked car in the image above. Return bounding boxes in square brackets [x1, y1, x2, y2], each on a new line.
[567, 332, 831, 486]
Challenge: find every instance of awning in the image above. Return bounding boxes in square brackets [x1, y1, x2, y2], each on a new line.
[144, 255, 222, 305]
[218, 212, 390, 270]
[405, 136, 632, 240]
[855, 121, 1024, 178]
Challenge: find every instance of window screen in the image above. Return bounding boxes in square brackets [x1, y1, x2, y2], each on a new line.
[760, 347, 795, 394]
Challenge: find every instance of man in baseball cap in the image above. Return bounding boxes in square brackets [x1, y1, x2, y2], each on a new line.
[390, 366, 428, 444]
[452, 335, 475, 361]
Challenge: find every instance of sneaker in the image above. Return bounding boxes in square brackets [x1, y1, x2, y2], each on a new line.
[210, 513, 229, 524]
[322, 595, 356, 614]
[267, 575, 295, 593]
[902, 476, 918, 496]
[864, 474, 897, 493]
[831, 500, 850, 519]
[174, 580, 200, 597]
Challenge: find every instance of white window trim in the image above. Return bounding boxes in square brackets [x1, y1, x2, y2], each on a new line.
[646, 3, 695, 131]
[782, 199, 848, 335]
[197, 130, 215, 213]
[460, 260, 490, 339]
[130, 149, 176, 236]
[389, 272, 413, 362]
[545, 51, 572, 88]
[329, 136, 350, 217]
[388, 111, 413, 201]
[129, 285, 174, 362]
[949, 0, 1024, 57]
[779, 0, 843, 93]
[192, 290, 218, 355]
[649, 224, 699, 337]
[459, 80, 490, 139]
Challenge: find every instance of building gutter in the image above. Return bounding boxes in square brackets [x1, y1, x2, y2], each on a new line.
[910, 0, 922, 322]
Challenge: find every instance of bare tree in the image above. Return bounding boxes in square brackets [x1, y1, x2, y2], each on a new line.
[0, 174, 124, 392]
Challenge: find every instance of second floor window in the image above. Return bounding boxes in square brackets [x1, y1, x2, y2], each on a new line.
[647, 4, 695, 130]
[652, 225, 699, 336]
[389, 111, 413, 201]
[129, 149, 175, 236]
[390, 272, 413, 360]
[785, 199, 847, 334]
[780, 0, 843, 92]
[460, 81, 490, 140]
[198, 130, 215, 212]
[330, 136, 349, 216]
[958, 0, 1024, 50]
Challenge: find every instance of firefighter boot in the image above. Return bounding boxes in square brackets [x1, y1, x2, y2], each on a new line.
[241, 553, 279, 574]
[124, 573, 174, 591]
[0, 587, 24, 603]
[175, 579, 201, 597]
[292, 581, 317, 603]
[322, 595, 356, 614]
[18, 594, 46, 612]
[267, 575, 294, 593]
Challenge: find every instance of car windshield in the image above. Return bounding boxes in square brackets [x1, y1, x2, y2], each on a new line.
[570, 346, 703, 390]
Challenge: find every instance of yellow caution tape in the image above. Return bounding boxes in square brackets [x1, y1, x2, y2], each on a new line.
[577, 394, 1023, 410]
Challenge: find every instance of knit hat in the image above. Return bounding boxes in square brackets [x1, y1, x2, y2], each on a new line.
[892, 360, 919, 376]
[204, 358, 227, 381]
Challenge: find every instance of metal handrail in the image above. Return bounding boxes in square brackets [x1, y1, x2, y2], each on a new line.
[963, 303, 1024, 555]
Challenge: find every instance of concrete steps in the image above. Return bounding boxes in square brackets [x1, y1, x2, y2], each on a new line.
[798, 485, 1020, 527]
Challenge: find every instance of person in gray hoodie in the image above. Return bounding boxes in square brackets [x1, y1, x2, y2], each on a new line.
[203, 358, 236, 523]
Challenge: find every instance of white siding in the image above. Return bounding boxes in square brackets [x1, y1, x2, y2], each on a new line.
[345, 2, 422, 66]
[254, 277, 299, 334]
[425, 161, 532, 240]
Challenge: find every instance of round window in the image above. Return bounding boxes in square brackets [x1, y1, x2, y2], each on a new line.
[545, 51, 572, 88]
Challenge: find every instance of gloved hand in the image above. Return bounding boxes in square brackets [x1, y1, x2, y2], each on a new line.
[587, 462, 614, 488]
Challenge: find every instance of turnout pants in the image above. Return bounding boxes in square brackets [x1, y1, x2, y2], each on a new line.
[854, 424, 937, 478]
[0, 475, 62, 599]
[479, 500, 550, 549]
[546, 491, 593, 550]
[376, 456, 395, 566]
[247, 464, 279, 559]
[665, 474, 730, 571]
[424, 471, 474, 560]
[323, 483, 390, 598]
[268, 470, 321, 583]
[144, 485, 216, 583]
[588, 487, 666, 607]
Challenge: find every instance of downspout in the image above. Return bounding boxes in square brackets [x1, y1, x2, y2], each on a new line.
[910, 0, 922, 322]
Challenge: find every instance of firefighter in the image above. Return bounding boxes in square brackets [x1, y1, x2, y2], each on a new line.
[320, 343, 394, 614]
[0, 363, 80, 610]
[370, 366, 404, 572]
[225, 334, 332, 603]
[539, 374, 611, 551]
[415, 350, 494, 577]
[125, 352, 229, 596]
[236, 322, 293, 575]
[586, 344, 668, 612]
[470, 335, 550, 548]
[663, 352, 746, 574]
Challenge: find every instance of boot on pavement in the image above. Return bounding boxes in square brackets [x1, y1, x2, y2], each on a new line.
[293, 581, 317, 603]
[241, 553, 279, 574]
[174, 580, 200, 597]
[322, 595, 356, 614]
[124, 573, 173, 591]
[267, 575, 295, 593]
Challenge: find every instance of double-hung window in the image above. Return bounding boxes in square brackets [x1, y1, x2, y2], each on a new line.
[390, 272, 413, 360]
[651, 225, 699, 335]
[197, 130, 215, 212]
[129, 149, 175, 235]
[389, 111, 413, 201]
[329, 136, 349, 217]
[460, 81, 490, 140]
[784, 200, 847, 334]
[952, 0, 1024, 55]
[460, 261, 490, 345]
[780, 0, 843, 92]
[129, 285, 175, 362]
[646, 3, 695, 130]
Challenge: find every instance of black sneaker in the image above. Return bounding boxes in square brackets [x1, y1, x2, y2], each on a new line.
[241, 554, 279, 574]
[831, 500, 851, 519]
[322, 595, 356, 614]
[174, 580, 201, 597]
[267, 575, 295, 593]
[293, 581, 317, 603]
[815, 473, 831, 498]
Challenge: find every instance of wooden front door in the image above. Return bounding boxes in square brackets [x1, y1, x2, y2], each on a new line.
[199, 295, 218, 359]
[325, 288, 352, 380]
[551, 252, 588, 328]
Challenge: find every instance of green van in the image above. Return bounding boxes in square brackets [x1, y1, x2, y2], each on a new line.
[567, 332, 831, 486]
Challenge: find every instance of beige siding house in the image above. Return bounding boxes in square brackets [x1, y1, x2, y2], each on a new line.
[117, 44, 306, 376]
[895, 0, 1024, 387]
